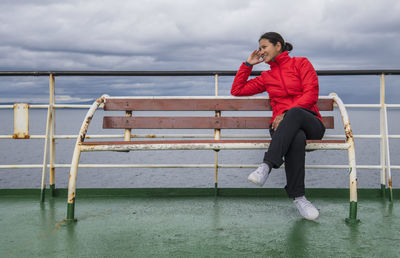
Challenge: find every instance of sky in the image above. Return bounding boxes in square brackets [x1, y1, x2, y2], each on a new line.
[0, 0, 400, 103]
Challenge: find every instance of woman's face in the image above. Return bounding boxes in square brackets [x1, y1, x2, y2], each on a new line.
[258, 39, 282, 63]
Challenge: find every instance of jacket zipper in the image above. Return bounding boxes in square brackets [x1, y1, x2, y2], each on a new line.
[277, 64, 289, 96]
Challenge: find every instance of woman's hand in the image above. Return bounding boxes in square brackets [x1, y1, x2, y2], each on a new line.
[272, 113, 285, 130]
[246, 50, 264, 66]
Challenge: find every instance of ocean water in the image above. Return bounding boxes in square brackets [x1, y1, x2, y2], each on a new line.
[0, 108, 399, 189]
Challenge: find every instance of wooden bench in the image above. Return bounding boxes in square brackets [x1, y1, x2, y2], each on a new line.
[66, 93, 358, 223]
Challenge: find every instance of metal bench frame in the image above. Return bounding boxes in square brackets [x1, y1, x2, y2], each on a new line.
[66, 93, 358, 223]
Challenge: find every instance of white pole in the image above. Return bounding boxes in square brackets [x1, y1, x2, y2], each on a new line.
[49, 75, 56, 194]
[40, 101, 52, 202]
[380, 74, 386, 196]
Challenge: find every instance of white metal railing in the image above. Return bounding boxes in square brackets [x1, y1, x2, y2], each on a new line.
[0, 70, 398, 200]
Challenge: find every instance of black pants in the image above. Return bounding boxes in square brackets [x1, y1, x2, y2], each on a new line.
[263, 107, 325, 198]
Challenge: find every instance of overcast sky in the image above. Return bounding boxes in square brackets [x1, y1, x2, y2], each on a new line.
[0, 0, 399, 103]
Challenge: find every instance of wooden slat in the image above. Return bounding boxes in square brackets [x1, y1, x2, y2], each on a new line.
[322, 116, 334, 128]
[81, 139, 346, 146]
[103, 117, 271, 129]
[317, 99, 334, 111]
[104, 98, 334, 111]
[103, 116, 334, 129]
[104, 98, 272, 111]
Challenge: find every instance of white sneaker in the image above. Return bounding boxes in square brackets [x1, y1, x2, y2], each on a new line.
[293, 196, 319, 220]
[248, 163, 271, 186]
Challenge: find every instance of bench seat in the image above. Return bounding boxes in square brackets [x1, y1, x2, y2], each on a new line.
[80, 139, 348, 151]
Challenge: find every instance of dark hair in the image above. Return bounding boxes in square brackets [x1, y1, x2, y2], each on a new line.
[259, 32, 293, 52]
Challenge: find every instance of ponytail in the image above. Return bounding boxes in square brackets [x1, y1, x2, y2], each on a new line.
[283, 42, 293, 52]
[259, 32, 293, 52]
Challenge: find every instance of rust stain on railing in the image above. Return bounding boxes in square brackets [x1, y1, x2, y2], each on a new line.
[344, 124, 353, 142]
[79, 95, 108, 143]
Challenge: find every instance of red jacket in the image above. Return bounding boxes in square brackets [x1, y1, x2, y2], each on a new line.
[231, 51, 322, 123]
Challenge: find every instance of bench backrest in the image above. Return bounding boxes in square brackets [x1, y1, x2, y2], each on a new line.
[102, 97, 334, 129]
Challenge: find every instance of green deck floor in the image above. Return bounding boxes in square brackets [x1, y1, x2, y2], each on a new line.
[1, 188, 399, 257]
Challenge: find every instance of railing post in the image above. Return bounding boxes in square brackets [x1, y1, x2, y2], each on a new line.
[40, 74, 55, 201]
[380, 73, 387, 198]
[49, 74, 56, 196]
[380, 74, 393, 201]
[214, 73, 219, 96]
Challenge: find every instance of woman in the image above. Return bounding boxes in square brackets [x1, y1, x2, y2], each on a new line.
[231, 32, 325, 220]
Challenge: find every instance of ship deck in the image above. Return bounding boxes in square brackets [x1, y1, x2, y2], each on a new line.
[1, 188, 399, 257]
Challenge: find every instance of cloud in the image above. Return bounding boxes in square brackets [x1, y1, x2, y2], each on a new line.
[2, 0, 400, 69]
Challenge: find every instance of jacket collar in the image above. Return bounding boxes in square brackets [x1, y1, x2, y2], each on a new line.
[268, 51, 291, 67]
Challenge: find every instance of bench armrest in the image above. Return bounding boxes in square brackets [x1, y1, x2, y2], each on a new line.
[75, 94, 109, 144]
[329, 92, 357, 208]
[329, 93, 353, 142]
